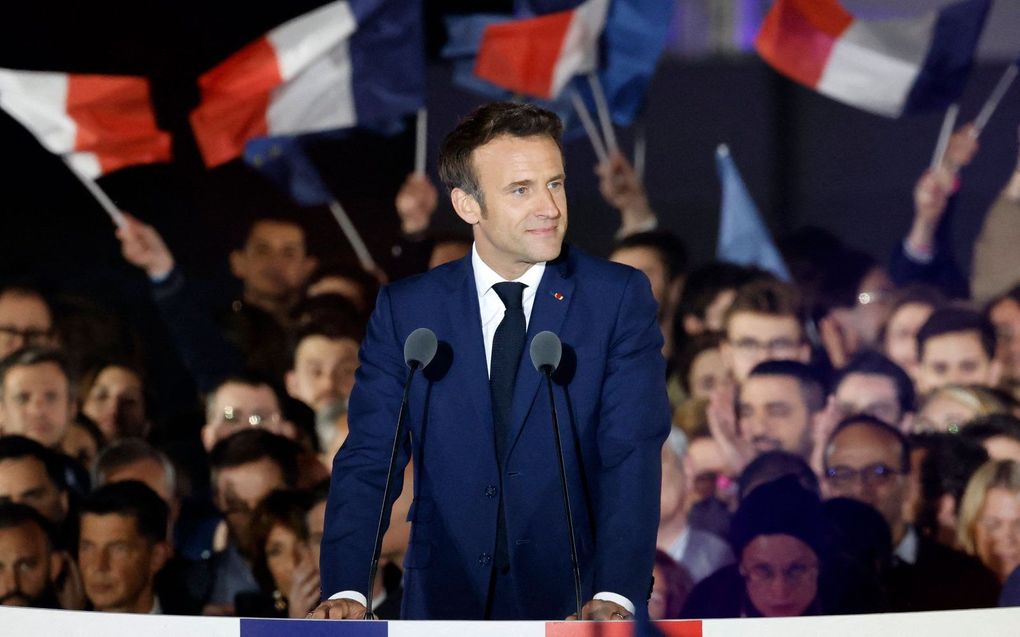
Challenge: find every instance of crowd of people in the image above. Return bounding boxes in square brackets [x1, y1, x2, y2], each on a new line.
[0, 111, 1019, 620]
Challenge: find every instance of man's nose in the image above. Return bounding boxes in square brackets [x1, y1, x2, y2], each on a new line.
[0, 568, 16, 596]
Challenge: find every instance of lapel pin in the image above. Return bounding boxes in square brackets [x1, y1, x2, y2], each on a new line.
[553, 292, 565, 301]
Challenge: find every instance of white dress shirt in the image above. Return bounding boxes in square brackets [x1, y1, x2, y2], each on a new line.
[331, 245, 634, 615]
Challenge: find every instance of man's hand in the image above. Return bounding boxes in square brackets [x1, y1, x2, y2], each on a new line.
[395, 173, 438, 236]
[943, 122, 979, 173]
[565, 599, 631, 621]
[115, 212, 175, 279]
[307, 598, 368, 620]
[706, 380, 753, 475]
[595, 151, 656, 235]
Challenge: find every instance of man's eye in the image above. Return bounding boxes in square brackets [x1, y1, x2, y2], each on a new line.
[548, 181, 563, 190]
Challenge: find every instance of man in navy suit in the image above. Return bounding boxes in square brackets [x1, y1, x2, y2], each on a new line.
[311, 102, 670, 621]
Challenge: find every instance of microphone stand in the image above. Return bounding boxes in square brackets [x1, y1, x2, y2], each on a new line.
[364, 361, 419, 619]
[540, 364, 583, 621]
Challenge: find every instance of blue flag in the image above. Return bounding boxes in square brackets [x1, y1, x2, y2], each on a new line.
[243, 135, 336, 207]
[715, 144, 791, 281]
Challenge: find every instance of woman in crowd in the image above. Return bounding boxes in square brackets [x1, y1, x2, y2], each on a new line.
[78, 361, 150, 441]
[958, 460, 1020, 583]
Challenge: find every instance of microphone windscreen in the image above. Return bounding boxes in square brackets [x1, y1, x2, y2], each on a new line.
[404, 328, 438, 368]
[530, 330, 562, 372]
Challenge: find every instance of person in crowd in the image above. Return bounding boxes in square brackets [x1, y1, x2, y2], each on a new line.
[658, 430, 734, 585]
[0, 502, 64, 608]
[682, 475, 828, 618]
[957, 460, 1020, 583]
[880, 285, 945, 382]
[0, 347, 76, 449]
[93, 439, 179, 534]
[61, 416, 105, 471]
[822, 415, 1000, 610]
[684, 434, 734, 539]
[201, 374, 297, 453]
[961, 415, 1020, 464]
[78, 362, 148, 442]
[915, 307, 1001, 395]
[0, 436, 70, 532]
[737, 451, 819, 502]
[649, 550, 692, 620]
[911, 433, 989, 549]
[831, 350, 915, 431]
[986, 284, 1020, 399]
[821, 497, 892, 614]
[78, 481, 171, 613]
[720, 278, 810, 383]
[675, 263, 760, 342]
[674, 333, 726, 404]
[913, 384, 1010, 435]
[971, 126, 1020, 303]
[240, 489, 319, 618]
[0, 286, 57, 359]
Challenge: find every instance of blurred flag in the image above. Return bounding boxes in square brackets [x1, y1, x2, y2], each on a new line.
[755, 0, 991, 117]
[474, 0, 609, 100]
[190, 0, 423, 167]
[0, 69, 171, 178]
[715, 144, 791, 281]
[243, 135, 335, 207]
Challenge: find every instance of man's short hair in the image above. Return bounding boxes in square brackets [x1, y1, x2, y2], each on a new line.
[92, 438, 176, 497]
[611, 231, 689, 281]
[824, 415, 911, 473]
[960, 413, 1020, 445]
[204, 371, 281, 422]
[677, 261, 762, 322]
[288, 305, 365, 364]
[916, 307, 996, 360]
[80, 481, 168, 545]
[0, 501, 56, 549]
[208, 429, 300, 489]
[0, 436, 67, 492]
[723, 278, 803, 334]
[438, 102, 563, 201]
[746, 359, 826, 412]
[738, 450, 820, 501]
[834, 350, 916, 415]
[0, 347, 72, 398]
[234, 214, 307, 251]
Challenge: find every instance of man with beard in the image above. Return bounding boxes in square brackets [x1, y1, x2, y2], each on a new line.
[0, 502, 62, 608]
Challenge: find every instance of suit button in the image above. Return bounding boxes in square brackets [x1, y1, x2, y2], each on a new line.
[478, 553, 492, 566]
[484, 485, 497, 498]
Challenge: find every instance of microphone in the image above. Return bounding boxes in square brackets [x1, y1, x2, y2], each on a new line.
[365, 327, 436, 619]
[529, 331, 582, 620]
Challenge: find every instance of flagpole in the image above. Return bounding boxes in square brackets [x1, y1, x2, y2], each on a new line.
[62, 158, 126, 229]
[414, 107, 428, 176]
[633, 122, 646, 184]
[586, 73, 618, 154]
[570, 88, 608, 164]
[328, 199, 378, 274]
[930, 103, 959, 172]
[973, 63, 1018, 136]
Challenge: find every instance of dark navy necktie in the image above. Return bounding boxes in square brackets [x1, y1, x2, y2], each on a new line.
[489, 281, 526, 573]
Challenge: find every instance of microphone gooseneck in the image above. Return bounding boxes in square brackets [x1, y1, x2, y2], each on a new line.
[365, 327, 436, 619]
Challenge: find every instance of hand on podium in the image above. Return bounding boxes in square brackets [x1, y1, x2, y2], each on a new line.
[307, 598, 368, 620]
[565, 598, 632, 621]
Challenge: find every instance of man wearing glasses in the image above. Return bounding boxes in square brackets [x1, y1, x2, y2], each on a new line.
[720, 279, 810, 383]
[200, 374, 295, 452]
[822, 415, 999, 611]
[0, 286, 56, 359]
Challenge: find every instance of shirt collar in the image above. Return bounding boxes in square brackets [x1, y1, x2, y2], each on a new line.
[894, 525, 919, 565]
[471, 244, 546, 299]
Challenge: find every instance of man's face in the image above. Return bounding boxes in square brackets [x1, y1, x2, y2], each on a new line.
[738, 375, 813, 458]
[0, 523, 58, 607]
[834, 373, 903, 427]
[0, 362, 73, 447]
[740, 534, 819, 617]
[0, 458, 67, 524]
[917, 331, 1000, 394]
[285, 335, 360, 413]
[883, 302, 933, 378]
[990, 298, 1020, 381]
[611, 246, 669, 309]
[452, 135, 566, 279]
[0, 293, 54, 359]
[823, 423, 907, 541]
[202, 382, 284, 452]
[723, 313, 808, 382]
[78, 513, 166, 613]
[213, 458, 286, 554]
[306, 500, 326, 566]
[229, 220, 315, 302]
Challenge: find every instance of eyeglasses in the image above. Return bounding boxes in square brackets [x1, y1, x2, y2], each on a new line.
[730, 337, 801, 358]
[218, 406, 281, 428]
[741, 561, 818, 586]
[825, 463, 903, 488]
[0, 325, 53, 347]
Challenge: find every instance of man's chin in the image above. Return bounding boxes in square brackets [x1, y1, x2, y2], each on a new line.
[0, 596, 31, 607]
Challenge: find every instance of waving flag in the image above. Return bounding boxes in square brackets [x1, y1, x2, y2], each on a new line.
[190, 0, 423, 167]
[715, 145, 790, 282]
[0, 69, 170, 178]
[755, 0, 991, 117]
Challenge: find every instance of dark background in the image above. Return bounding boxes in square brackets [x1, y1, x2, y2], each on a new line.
[1, 1, 1017, 298]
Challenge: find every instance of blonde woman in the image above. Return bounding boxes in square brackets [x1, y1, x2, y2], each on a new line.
[914, 385, 1010, 434]
[958, 460, 1020, 582]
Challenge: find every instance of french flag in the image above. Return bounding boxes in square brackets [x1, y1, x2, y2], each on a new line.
[0, 69, 171, 178]
[189, 0, 424, 168]
[755, 0, 991, 117]
[473, 0, 609, 100]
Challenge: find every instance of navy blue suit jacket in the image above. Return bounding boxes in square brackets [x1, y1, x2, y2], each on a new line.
[320, 245, 670, 619]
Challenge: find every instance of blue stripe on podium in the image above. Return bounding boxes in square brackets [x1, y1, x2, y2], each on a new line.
[241, 619, 388, 636]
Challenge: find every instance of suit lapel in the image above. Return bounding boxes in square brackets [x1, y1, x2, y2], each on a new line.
[505, 252, 575, 463]
[444, 256, 493, 430]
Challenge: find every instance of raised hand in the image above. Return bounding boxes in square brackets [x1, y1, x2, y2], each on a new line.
[115, 212, 175, 278]
[395, 173, 438, 236]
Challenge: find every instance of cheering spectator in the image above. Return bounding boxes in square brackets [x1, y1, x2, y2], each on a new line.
[916, 308, 1001, 395]
[957, 460, 1020, 583]
[0, 286, 57, 359]
[831, 350, 916, 431]
[880, 285, 945, 382]
[913, 385, 1010, 435]
[720, 279, 809, 383]
[0, 348, 76, 448]
[0, 503, 65, 608]
[78, 362, 149, 442]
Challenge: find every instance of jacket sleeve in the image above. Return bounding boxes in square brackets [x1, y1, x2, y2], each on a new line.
[888, 196, 969, 299]
[592, 269, 671, 606]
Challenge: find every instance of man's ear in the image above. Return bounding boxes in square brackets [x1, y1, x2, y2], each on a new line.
[450, 188, 482, 225]
[301, 255, 319, 282]
[149, 541, 171, 576]
[988, 360, 1004, 388]
[228, 250, 246, 279]
[48, 550, 65, 583]
[284, 370, 300, 400]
